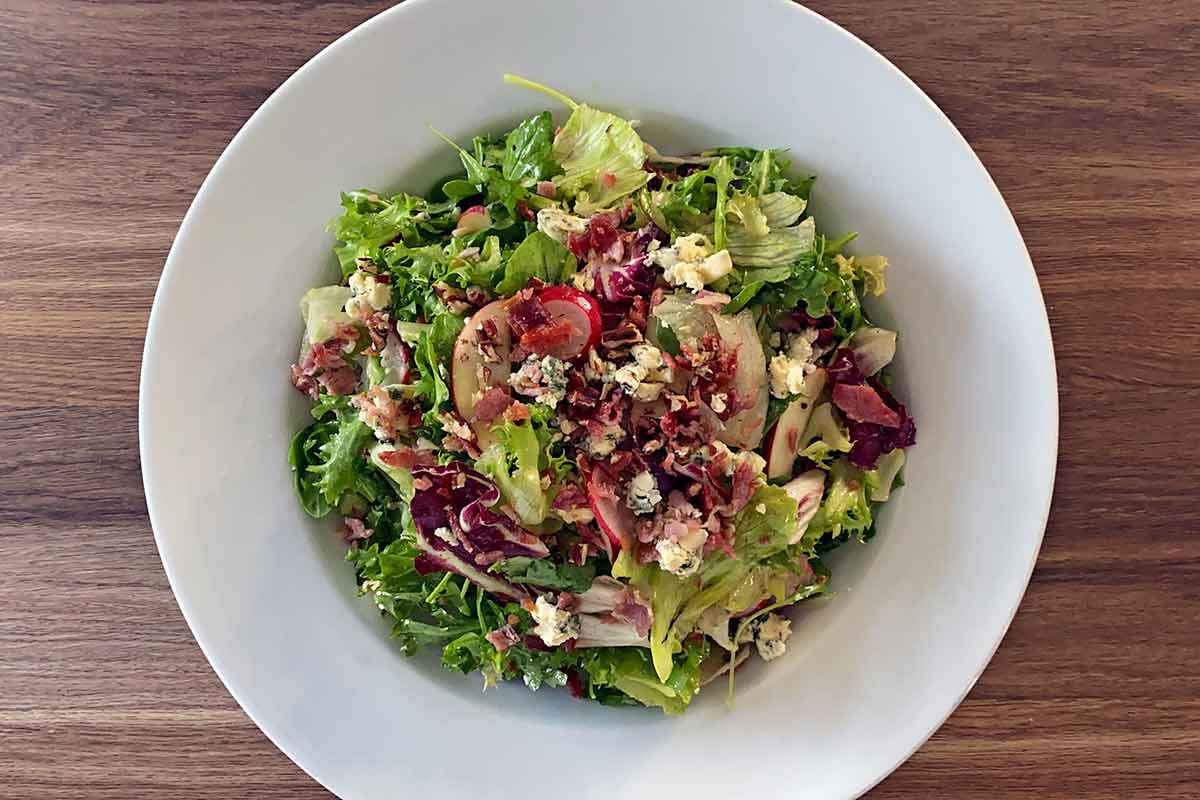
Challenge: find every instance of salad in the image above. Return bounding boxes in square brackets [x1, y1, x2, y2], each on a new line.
[287, 75, 915, 714]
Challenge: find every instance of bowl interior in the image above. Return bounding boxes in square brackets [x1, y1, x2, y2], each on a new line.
[140, 1, 1056, 798]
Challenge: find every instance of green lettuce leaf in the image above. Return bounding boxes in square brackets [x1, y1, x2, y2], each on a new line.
[330, 191, 458, 276]
[299, 286, 352, 344]
[758, 192, 807, 228]
[642, 483, 799, 681]
[288, 420, 335, 518]
[412, 312, 464, 412]
[797, 403, 853, 468]
[553, 105, 650, 213]
[475, 417, 548, 526]
[727, 191, 769, 237]
[802, 459, 874, 552]
[305, 399, 371, 507]
[726, 216, 816, 267]
[495, 230, 577, 295]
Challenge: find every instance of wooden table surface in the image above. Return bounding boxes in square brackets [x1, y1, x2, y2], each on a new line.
[3, 1, 1198, 797]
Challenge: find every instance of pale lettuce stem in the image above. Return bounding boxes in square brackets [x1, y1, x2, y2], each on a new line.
[503, 73, 579, 110]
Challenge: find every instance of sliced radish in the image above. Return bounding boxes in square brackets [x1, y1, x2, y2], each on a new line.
[451, 300, 512, 450]
[764, 369, 827, 479]
[452, 205, 492, 237]
[783, 470, 826, 545]
[586, 468, 634, 552]
[536, 284, 602, 360]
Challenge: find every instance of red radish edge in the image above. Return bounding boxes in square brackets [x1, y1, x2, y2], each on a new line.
[537, 285, 602, 360]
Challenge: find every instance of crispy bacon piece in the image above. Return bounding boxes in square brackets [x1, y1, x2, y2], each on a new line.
[471, 385, 512, 424]
[831, 383, 901, 427]
[485, 625, 521, 652]
[375, 446, 436, 471]
[340, 517, 373, 544]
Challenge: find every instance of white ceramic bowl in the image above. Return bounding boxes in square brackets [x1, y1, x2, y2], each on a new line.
[140, 1, 1057, 797]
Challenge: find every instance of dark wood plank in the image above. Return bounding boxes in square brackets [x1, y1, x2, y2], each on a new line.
[0, 1, 1197, 797]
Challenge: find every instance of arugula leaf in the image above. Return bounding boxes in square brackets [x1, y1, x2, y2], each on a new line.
[502, 111, 559, 184]
[494, 557, 596, 593]
[650, 316, 682, 356]
[495, 230, 576, 295]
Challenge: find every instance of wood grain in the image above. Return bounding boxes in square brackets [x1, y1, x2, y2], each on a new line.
[1, 1, 1197, 797]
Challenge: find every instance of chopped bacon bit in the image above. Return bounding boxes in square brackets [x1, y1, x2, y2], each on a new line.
[442, 434, 481, 458]
[612, 586, 653, 638]
[507, 292, 579, 354]
[317, 366, 359, 396]
[536, 180, 557, 198]
[351, 386, 413, 439]
[600, 320, 643, 354]
[472, 385, 512, 424]
[413, 476, 433, 491]
[340, 517, 373, 544]
[601, 172, 617, 189]
[485, 625, 521, 653]
[552, 483, 594, 524]
[465, 286, 492, 308]
[376, 446, 436, 471]
[363, 311, 392, 354]
[434, 281, 472, 315]
[832, 383, 901, 427]
[567, 210, 623, 260]
[515, 199, 536, 221]
[290, 364, 319, 399]
[502, 401, 531, 423]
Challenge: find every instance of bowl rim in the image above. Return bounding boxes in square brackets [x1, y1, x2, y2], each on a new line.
[139, 1, 1058, 796]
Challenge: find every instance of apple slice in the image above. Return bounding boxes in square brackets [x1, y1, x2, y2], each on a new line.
[451, 299, 512, 450]
[783, 469, 826, 544]
[585, 468, 634, 552]
[536, 285, 602, 360]
[764, 368, 827, 479]
[711, 310, 769, 450]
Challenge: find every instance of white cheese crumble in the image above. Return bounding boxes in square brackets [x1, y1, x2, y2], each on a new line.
[536, 207, 589, 244]
[611, 343, 674, 403]
[508, 354, 569, 408]
[655, 526, 709, 577]
[345, 269, 392, 319]
[768, 329, 820, 399]
[531, 595, 580, 647]
[654, 232, 735, 292]
[585, 424, 625, 457]
[753, 613, 792, 661]
[625, 470, 663, 516]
